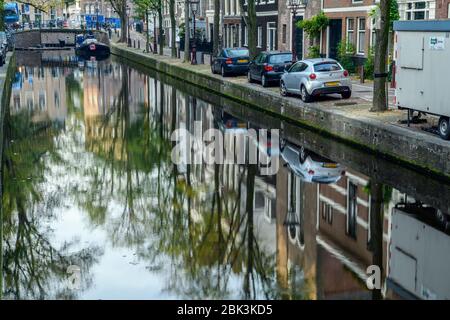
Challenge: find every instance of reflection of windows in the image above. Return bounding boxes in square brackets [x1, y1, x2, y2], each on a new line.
[39, 91, 46, 110]
[26, 92, 34, 111]
[13, 94, 20, 111]
[54, 91, 60, 108]
[347, 181, 357, 239]
[322, 202, 333, 225]
[287, 172, 304, 247]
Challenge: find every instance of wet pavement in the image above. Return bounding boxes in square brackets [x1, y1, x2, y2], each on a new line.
[1, 52, 450, 300]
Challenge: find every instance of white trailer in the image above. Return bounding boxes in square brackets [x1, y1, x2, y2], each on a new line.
[393, 20, 450, 139]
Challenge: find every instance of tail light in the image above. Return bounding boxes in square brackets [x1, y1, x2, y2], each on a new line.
[226, 58, 232, 64]
[309, 73, 317, 80]
[264, 64, 273, 72]
[343, 70, 349, 77]
[308, 169, 315, 175]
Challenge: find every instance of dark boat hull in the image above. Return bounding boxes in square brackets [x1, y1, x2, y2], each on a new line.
[76, 42, 110, 58]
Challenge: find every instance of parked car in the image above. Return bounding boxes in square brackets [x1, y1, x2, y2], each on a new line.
[211, 48, 250, 77]
[280, 139, 345, 184]
[247, 51, 293, 87]
[280, 58, 351, 102]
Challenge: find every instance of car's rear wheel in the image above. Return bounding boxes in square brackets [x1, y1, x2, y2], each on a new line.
[211, 64, 216, 74]
[300, 85, 312, 103]
[280, 81, 288, 96]
[221, 66, 227, 77]
[261, 74, 269, 87]
[247, 71, 254, 83]
[439, 116, 450, 140]
[341, 91, 351, 99]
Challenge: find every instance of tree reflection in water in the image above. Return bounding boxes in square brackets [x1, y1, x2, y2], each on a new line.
[1, 59, 393, 300]
[1, 107, 101, 299]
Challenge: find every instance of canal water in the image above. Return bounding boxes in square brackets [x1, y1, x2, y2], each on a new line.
[1, 51, 450, 300]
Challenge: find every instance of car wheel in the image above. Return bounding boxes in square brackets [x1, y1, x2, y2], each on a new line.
[211, 64, 216, 74]
[300, 85, 312, 103]
[436, 210, 450, 232]
[439, 116, 450, 140]
[221, 66, 227, 77]
[247, 71, 254, 83]
[341, 91, 351, 99]
[261, 74, 269, 87]
[280, 81, 289, 96]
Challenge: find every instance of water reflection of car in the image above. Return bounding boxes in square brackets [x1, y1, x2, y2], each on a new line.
[215, 111, 248, 134]
[0, 32, 8, 65]
[280, 139, 344, 183]
[211, 48, 250, 77]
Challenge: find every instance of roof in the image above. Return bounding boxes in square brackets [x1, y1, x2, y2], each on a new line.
[303, 58, 337, 64]
[393, 19, 450, 32]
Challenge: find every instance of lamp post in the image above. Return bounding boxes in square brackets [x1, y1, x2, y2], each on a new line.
[190, 0, 199, 65]
[288, 0, 304, 62]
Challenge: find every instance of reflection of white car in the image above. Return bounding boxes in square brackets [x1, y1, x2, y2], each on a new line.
[280, 140, 344, 183]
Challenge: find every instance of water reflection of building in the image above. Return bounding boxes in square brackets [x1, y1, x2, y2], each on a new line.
[84, 65, 149, 160]
[11, 66, 67, 125]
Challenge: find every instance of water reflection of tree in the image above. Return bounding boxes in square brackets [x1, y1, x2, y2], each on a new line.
[1, 110, 100, 299]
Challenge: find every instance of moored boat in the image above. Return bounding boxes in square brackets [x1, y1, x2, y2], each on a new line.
[76, 34, 110, 59]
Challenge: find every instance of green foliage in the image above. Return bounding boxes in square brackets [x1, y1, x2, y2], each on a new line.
[337, 41, 356, 73]
[364, 47, 375, 79]
[307, 45, 320, 58]
[297, 11, 329, 39]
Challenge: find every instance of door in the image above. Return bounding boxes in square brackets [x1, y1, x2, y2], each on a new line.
[285, 62, 301, 91]
[294, 16, 303, 60]
[328, 19, 342, 60]
[249, 53, 261, 78]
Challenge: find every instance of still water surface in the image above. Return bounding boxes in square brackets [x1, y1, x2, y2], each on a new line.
[2, 53, 450, 300]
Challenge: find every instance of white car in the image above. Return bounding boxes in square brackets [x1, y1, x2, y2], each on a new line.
[280, 58, 352, 102]
[280, 140, 345, 184]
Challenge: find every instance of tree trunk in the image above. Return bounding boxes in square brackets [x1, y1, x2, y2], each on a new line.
[158, 5, 164, 55]
[213, 0, 220, 56]
[146, 9, 150, 53]
[184, 0, 190, 62]
[371, 0, 390, 112]
[119, 1, 127, 43]
[240, 0, 257, 59]
[169, 0, 177, 57]
[369, 182, 384, 300]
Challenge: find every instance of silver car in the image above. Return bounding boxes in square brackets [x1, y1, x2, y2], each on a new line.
[280, 58, 352, 102]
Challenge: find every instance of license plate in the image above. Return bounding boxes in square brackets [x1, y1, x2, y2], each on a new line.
[325, 81, 339, 87]
[323, 163, 337, 168]
[237, 59, 248, 63]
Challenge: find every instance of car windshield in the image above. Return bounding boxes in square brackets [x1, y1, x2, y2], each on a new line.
[225, 49, 249, 57]
[269, 54, 292, 64]
[314, 62, 342, 72]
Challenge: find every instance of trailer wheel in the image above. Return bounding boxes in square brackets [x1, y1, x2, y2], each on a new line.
[438, 117, 450, 140]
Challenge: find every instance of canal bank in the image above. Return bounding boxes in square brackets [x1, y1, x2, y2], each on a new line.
[111, 43, 450, 178]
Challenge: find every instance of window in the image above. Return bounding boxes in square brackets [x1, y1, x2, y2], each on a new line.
[346, 18, 355, 48]
[267, 22, 277, 51]
[371, 18, 377, 48]
[282, 24, 287, 44]
[257, 26, 262, 48]
[347, 181, 357, 239]
[405, 1, 430, 20]
[357, 18, 366, 54]
[314, 62, 342, 72]
[244, 25, 248, 46]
